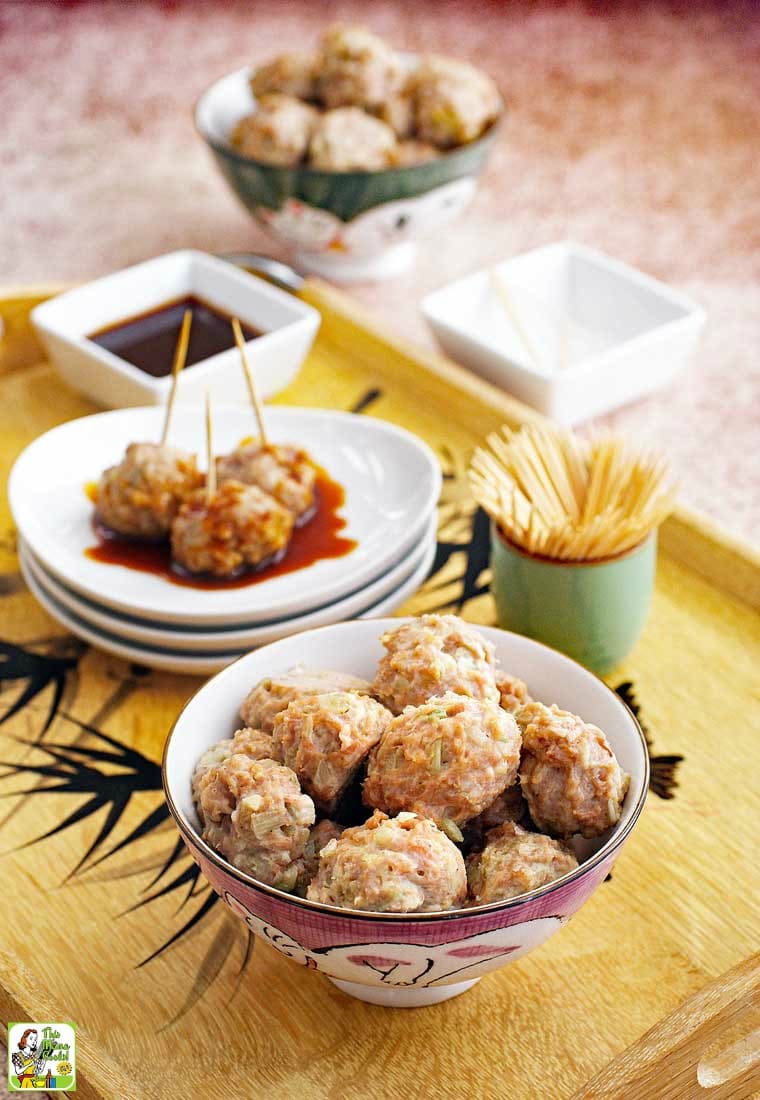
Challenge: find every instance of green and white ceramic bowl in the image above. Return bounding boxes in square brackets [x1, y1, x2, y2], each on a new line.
[195, 64, 501, 282]
[490, 522, 657, 675]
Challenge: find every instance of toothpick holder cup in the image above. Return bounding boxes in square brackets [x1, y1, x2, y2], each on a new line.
[490, 522, 657, 674]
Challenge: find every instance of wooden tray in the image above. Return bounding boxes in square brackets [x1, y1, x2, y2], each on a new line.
[0, 281, 758, 1100]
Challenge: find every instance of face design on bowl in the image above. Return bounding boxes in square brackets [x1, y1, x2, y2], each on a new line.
[224, 890, 564, 989]
[255, 178, 476, 257]
[341, 178, 477, 254]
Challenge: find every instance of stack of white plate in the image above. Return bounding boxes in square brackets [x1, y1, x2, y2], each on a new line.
[10, 406, 441, 675]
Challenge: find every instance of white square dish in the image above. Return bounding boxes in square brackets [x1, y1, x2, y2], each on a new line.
[421, 241, 706, 423]
[30, 250, 320, 408]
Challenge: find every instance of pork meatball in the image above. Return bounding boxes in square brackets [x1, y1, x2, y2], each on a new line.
[197, 753, 314, 891]
[372, 614, 500, 714]
[170, 480, 293, 577]
[317, 24, 402, 110]
[293, 818, 345, 896]
[216, 441, 317, 520]
[363, 692, 521, 832]
[96, 442, 201, 540]
[192, 738, 235, 814]
[307, 810, 466, 913]
[465, 782, 530, 846]
[250, 51, 318, 101]
[273, 692, 392, 813]
[415, 55, 501, 148]
[388, 139, 440, 167]
[496, 670, 532, 715]
[309, 108, 396, 171]
[467, 821, 578, 905]
[228, 726, 276, 760]
[191, 726, 275, 815]
[239, 667, 372, 734]
[517, 701, 630, 839]
[377, 89, 415, 139]
[231, 94, 318, 167]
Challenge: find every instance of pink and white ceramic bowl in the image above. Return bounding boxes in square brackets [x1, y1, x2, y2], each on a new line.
[163, 619, 648, 1008]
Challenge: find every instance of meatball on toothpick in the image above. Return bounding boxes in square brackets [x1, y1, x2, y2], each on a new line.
[215, 320, 318, 521]
[217, 440, 317, 522]
[517, 701, 630, 839]
[96, 310, 201, 538]
[97, 441, 201, 540]
[171, 395, 293, 577]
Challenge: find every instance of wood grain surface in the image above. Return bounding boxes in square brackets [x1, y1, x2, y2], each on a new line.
[572, 952, 760, 1100]
[0, 285, 758, 1100]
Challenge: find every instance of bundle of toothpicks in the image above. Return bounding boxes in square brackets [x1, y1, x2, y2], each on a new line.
[469, 422, 677, 561]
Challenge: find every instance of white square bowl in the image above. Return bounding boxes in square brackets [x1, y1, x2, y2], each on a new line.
[31, 250, 320, 408]
[421, 241, 706, 423]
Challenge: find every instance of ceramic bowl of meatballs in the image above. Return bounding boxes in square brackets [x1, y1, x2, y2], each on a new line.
[164, 613, 649, 1007]
[9, 405, 440, 675]
[195, 24, 503, 281]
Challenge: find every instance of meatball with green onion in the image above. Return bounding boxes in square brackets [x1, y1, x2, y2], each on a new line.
[363, 692, 521, 834]
[373, 614, 500, 715]
[170, 480, 293, 577]
[196, 753, 314, 891]
[307, 810, 466, 913]
[517, 701, 629, 839]
[273, 691, 392, 814]
[96, 442, 201, 540]
[467, 821, 578, 905]
[239, 667, 372, 734]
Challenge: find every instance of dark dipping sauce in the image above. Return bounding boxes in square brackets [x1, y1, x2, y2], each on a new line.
[88, 296, 262, 375]
[85, 466, 357, 589]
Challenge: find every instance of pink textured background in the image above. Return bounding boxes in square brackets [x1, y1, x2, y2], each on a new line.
[2, 0, 759, 544]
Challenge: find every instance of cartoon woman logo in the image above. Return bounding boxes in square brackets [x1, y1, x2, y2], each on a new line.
[11, 1028, 48, 1088]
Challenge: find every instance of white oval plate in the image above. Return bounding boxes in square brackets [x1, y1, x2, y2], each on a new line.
[10, 406, 441, 626]
[20, 532, 437, 676]
[20, 515, 436, 652]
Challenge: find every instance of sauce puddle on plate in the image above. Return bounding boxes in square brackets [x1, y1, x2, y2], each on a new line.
[85, 466, 357, 589]
[88, 296, 261, 375]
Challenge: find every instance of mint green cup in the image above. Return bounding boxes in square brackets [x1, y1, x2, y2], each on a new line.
[490, 523, 656, 674]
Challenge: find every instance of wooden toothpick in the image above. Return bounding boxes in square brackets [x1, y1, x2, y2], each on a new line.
[205, 391, 216, 504]
[232, 317, 268, 446]
[490, 271, 544, 373]
[160, 308, 193, 446]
